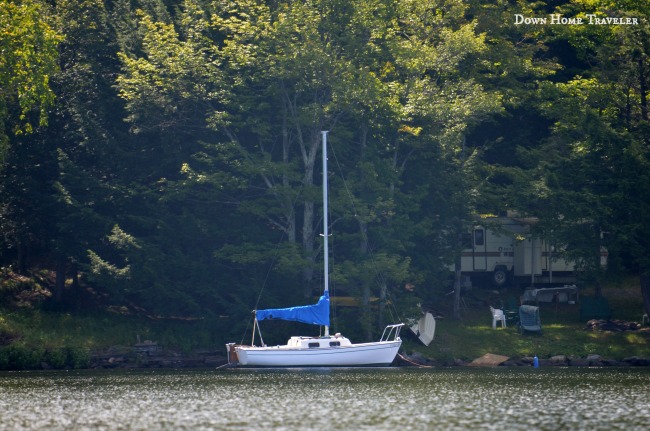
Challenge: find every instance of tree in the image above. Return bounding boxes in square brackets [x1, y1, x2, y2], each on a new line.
[0, 0, 62, 274]
[0, 0, 61, 162]
[524, 1, 650, 303]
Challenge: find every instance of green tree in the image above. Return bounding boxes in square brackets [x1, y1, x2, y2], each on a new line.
[0, 0, 62, 274]
[525, 1, 649, 303]
[0, 0, 61, 161]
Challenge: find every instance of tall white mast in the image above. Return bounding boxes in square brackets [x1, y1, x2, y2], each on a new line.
[321, 131, 330, 337]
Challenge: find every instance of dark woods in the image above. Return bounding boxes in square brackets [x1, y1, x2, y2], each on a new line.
[1, 0, 649, 339]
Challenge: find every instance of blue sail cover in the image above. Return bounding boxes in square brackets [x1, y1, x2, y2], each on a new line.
[256, 291, 330, 326]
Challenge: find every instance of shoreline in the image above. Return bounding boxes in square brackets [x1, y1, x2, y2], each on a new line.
[85, 348, 650, 370]
[397, 352, 650, 368]
[4, 350, 650, 371]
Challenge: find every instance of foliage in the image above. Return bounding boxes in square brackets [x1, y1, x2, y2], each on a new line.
[0, 0, 62, 160]
[0, 0, 648, 338]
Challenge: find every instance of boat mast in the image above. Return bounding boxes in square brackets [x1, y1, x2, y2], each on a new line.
[321, 131, 330, 338]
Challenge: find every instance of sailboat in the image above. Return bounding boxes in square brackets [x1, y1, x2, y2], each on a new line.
[226, 131, 403, 367]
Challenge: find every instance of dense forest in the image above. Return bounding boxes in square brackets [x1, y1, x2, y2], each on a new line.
[1, 0, 649, 341]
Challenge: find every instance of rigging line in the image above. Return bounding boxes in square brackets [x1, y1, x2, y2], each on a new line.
[238, 222, 289, 346]
[328, 142, 404, 324]
[238, 181, 306, 345]
[397, 353, 433, 368]
[251, 184, 305, 310]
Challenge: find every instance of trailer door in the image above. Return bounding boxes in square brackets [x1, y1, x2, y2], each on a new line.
[473, 228, 487, 270]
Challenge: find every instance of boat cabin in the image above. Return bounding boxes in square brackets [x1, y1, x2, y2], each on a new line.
[286, 334, 352, 349]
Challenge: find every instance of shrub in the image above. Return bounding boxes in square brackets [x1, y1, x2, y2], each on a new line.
[0, 345, 44, 370]
[44, 349, 68, 369]
[66, 347, 90, 369]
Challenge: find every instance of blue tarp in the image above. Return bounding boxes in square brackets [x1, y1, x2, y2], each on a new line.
[256, 291, 330, 326]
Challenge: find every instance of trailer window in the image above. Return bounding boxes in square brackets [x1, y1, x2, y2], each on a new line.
[474, 229, 484, 246]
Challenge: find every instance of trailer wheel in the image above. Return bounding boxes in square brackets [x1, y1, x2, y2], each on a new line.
[492, 267, 508, 287]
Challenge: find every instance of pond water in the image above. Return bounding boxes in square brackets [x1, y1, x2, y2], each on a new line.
[0, 367, 649, 430]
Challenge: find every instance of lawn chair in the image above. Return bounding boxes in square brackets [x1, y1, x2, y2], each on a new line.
[518, 305, 542, 334]
[490, 306, 507, 329]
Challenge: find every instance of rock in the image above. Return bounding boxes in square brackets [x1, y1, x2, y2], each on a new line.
[401, 351, 429, 365]
[624, 356, 650, 366]
[468, 353, 509, 367]
[409, 351, 427, 362]
[550, 355, 568, 365]
[569, 357, 589, 367]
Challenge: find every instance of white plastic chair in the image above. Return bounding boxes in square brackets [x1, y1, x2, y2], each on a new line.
[490, 306, 507, 329]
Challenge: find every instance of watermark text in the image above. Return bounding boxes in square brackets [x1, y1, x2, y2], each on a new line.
[514, 13, 639, 26]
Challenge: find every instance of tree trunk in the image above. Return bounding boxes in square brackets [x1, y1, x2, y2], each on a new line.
[54, 258, 66, 304]
[283, 89, 321, 298]
[453, 254, 462, 320]
[302, 200, 315, 299]
[70, 262, 80, 310]
[378, 282, 387, 330]
[362, 281, 372, 340]
[282, 98, 296, 244]
[639, 56, 648, 122]
[16, 235, 28, 274]
[299, 133, 320, 299]
[641, 271, 650, 318]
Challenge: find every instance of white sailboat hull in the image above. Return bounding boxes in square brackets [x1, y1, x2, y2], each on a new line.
[234, 340, 402, 367]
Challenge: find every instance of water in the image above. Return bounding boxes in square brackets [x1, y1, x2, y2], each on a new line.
[1, 367, 649, 430]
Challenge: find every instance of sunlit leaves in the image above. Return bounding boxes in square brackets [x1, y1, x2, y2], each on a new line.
[0, 0, 62, 158]
[116, 9, 225, 133]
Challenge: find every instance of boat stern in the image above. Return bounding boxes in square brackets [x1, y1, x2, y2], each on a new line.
[226, 343, 245, 365]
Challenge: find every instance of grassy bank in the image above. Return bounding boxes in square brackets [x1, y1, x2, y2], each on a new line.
[1, 271, 649, 369]
[403, 276, 650, 363]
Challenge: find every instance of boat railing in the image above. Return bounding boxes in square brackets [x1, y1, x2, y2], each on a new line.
[380, 323, 404, 342]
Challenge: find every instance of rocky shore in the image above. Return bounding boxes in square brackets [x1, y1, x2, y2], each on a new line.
[88, 342, 228, 370]
[84, 342, 650, 370]
[398, 351, 650, 368]
[83, 318, 650, 370]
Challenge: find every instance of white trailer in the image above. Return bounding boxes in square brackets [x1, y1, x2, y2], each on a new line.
[454, 216, 604, 288]
[457, 219, 518, 287]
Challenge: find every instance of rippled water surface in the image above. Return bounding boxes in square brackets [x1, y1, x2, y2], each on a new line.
[1, 367, 649, 430]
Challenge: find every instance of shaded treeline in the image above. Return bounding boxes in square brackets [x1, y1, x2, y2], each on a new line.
[1, 0, 649, 340]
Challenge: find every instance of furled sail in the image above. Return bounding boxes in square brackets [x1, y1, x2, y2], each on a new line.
[256, 291, 330, 326]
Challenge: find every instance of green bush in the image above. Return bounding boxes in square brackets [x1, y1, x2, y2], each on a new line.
[66, 347, 90, 369]
[0, 345, 44, 370]
[44, 349, 68, 369]
[0, 345, 90, 370]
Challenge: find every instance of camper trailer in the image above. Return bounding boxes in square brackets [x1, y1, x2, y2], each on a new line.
[454, 215, 607, 288]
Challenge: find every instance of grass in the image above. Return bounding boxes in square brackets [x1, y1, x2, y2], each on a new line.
[403, 275, 650, 363]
